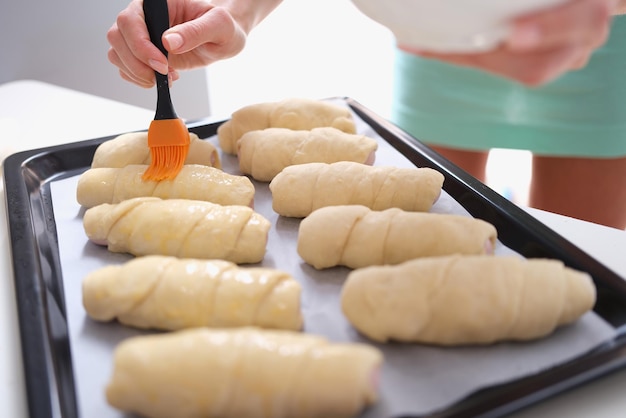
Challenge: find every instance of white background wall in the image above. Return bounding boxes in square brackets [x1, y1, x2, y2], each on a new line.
[206, 0, 395, 119]
[0, 0, 211, 120]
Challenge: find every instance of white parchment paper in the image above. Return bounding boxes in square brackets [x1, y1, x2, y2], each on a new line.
[51, 102, 615, 418]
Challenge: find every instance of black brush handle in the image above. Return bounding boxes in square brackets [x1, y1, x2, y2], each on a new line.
[143, 0, 177, 120]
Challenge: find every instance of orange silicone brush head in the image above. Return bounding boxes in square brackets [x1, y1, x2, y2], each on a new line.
[142, 118, 190, 181]
[142, 0, 190, 182]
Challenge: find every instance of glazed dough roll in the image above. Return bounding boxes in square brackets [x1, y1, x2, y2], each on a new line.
[83, 197, 270, 264]
[217, 98, 357, 154]
[341, 255, 596, 345]
[92, 131, 221, 168]
[83, 255, 302, 331]
[76, 164, 255, 208]
[298, 205, 497, 269]
[106, 327, 382, 418]
[269, 161, 445, 217]
[238, 127, 378, 182]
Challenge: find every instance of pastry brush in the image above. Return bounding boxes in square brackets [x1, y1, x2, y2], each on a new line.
[142, 0, 190, 181]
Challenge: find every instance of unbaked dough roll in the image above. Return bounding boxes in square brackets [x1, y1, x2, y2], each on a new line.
[83, 255, 302, 331]
[83, 197, 270, 264]
[106, 327, 382, 418]
[76, 164, 255, 208]
[217, 98, 357, 154]
[238, 127, 378, 182]
[92, 131, 221, 169]
[269, 161, 445, 217]
[341, 255, 596, 345]
[297, 205, 497, 269]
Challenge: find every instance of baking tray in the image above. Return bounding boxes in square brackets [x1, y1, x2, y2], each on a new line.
[4, 97, 626, 418]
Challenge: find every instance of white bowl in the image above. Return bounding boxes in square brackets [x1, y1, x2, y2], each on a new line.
[350, 0, 568, 53]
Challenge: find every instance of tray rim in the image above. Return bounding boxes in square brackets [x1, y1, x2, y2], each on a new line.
[3, 97, 626, 418]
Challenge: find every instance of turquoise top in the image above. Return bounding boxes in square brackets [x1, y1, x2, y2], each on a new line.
[391, 16, 626, 157]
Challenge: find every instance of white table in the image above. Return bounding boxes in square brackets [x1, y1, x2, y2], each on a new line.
[2, 79, 626, 418]
[0, 80, 154, 418]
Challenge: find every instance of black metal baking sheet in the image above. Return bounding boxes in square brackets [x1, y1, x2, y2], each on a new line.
[4, 97, 626, 418]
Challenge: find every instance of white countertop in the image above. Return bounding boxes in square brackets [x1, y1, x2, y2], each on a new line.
[2, 79, 626, 418]
[0, 80, 154, 418]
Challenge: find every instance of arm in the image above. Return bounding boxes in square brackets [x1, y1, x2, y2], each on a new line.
[107, 0, 283, 87]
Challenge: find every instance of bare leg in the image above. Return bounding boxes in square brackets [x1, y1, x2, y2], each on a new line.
[530, 155, 626, 230]
[426, 144, 489, 183]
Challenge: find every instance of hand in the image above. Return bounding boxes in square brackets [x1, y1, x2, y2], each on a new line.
[401, 0, 617, 86]
[107, 0, 282, 88]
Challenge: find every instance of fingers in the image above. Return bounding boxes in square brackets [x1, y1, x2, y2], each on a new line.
[414, 43, 590, 86]
[508, 0, 612, 51]
[108, 1, 248, 84]
[106, 0, 171, 87]
[466, 46, 590, 86]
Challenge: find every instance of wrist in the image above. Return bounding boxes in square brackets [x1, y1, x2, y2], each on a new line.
[211, 0, 282, 34]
